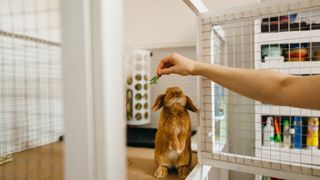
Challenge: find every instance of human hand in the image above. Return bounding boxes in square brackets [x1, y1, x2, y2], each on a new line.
[156, 53, 197, 76]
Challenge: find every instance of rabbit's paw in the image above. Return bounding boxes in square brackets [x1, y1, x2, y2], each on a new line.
[178, 166, 189, 178]
[178, 144, 185, 153]
[154, 166, 168, 178]
[169, 142, 180, 153]
[176, 149, 182, 154]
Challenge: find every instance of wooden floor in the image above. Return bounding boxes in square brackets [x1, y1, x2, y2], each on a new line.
[0, 142, 64, 180]
[0, 142, 197, 180]
[127, 147, 198, 180]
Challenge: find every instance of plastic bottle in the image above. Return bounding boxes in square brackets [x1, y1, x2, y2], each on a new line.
[294, 116, 302, 149]
[307, 117, 319, 149]
[283, 119, 291, 148]
[263, 117, 274, 147]
[290, 128, 295, 148]
[274, 117, 281, 143]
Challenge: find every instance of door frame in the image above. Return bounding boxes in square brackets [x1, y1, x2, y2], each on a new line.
[61, 0, 125, 179]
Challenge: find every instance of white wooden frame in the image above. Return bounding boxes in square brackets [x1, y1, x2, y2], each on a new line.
[188, 13, 229, 180]
[61, 0, 125, 180]
[192, 0, 320, 180]
[187, 164, 212, 180]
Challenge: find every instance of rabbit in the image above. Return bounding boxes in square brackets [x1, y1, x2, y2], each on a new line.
[152, 87, 198, 179]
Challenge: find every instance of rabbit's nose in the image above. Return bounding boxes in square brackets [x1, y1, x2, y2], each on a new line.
[174, 91, 180, 96]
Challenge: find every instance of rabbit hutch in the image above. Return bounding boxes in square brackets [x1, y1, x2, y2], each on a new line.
[2, 0, 320, 180]
[193, 0, 320, 179]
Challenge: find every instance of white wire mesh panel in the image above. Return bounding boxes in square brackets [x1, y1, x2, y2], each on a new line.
[198, 0, 320, 178]
[0, 0, 63, 179]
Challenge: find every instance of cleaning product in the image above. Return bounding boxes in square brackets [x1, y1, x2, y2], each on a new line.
[290, 128, 295, 148]
[294, 116, 302, 149]
[263, 116, 274, 147]
[283, 119, 291, 148]
[274, 117, 282, 143]
[307, 117, 319, 149]
[290, 117, 295, 148]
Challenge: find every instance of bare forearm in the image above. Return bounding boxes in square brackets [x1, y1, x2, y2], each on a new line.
[157, 53, 320, 110]
[193, 62, 290, 105]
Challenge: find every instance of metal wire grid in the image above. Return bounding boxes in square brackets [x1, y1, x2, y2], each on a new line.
[199, 1, 320, 177]
[0, 0, 63, 179]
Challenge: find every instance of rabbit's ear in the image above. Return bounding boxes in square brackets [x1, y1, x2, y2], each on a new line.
[185, 96, 199, 112]
[152, 94, 165, 111]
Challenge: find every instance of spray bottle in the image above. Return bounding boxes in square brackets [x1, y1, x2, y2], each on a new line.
[307, 117, 319, 149]
[274, 117, 281, 143]
[283, 119, 291, 148]
[263, 116, 274, 147]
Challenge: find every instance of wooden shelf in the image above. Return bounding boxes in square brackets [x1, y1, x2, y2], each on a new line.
[255, 103, 320, 117]
[255, 30, 320, 44]
[256, 146, 320, 165]
[255, 61, 320, 74]
[254, 15, 320, 168]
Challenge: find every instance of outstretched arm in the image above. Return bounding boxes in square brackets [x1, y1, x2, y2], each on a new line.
[157, 53, 320, 110]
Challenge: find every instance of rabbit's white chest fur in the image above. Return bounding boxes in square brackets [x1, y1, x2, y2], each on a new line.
[174, 126, 181, 135]
[167, 150, 180, 162]
[166, 126, 182, 162]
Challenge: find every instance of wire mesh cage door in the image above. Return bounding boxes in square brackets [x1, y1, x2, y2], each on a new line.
[198, 0, 320, 179]
[0, 0, 64, 179]
[0, 0, 125, 179]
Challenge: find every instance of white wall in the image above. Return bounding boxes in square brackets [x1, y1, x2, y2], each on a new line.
[124, 0, 259, 49]
[124, 0, 196, 48]
[203, 0, 257, 13]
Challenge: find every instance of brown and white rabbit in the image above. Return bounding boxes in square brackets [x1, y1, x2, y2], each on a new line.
[152, 87, 198, 178]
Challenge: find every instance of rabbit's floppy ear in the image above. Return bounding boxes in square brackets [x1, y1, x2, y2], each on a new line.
[152, 94, 165, 111]
[185, 96, 199, 112]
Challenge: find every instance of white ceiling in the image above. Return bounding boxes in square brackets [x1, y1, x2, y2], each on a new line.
[202, 0, 259, 12]
[124, 0, 196, 48]
[124, 0, 259, 48]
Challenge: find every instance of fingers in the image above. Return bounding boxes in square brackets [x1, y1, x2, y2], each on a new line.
[159, 66, 176, 75]
[157, 56, 172, 70]
[162, 55, 174, 65]
[157, 55, 174, 76]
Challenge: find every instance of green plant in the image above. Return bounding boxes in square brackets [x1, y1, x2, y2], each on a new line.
[150, 75, 159, 85]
